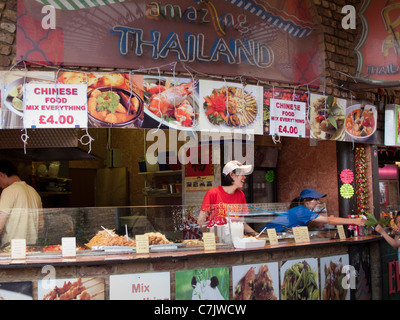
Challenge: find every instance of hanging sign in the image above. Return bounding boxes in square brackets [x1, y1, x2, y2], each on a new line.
[340, 184, 354, 199]
[269, 98, 306, 138]
[340, 169, 354, 184]
[385, 104, 400, 146]
[23, 83, 88, 129]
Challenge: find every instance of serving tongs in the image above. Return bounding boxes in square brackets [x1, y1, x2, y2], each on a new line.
[256, 227, 267, 238]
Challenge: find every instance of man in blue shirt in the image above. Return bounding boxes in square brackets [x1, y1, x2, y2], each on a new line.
[263, 188, 364, 233]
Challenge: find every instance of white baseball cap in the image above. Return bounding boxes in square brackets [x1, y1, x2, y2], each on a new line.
[222, 160, 253, 176]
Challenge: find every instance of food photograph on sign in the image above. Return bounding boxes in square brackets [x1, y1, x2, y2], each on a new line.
[309, 94, 346, 141]
[57, 71, 144, 128]
[38, 277, 105, 300]
[280, 258, 319, 300]
[1, 70, 56, 129]
[198, 79, 263, 134]
[142, 76, 199, 130]
[175, 267, 229, 300]
[232, 262, 279, 300]
[320, 254, 350, 300]
[345, 104, 377, 143]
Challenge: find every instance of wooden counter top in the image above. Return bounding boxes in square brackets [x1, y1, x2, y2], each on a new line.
[0, 235, 381, 269]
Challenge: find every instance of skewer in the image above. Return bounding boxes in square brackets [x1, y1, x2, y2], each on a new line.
[90, 290, 105, 299]
[101, 226, 115, 237]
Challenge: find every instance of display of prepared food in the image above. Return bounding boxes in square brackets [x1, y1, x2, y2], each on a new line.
[85, 229, 172, 250]
[85, 229, 136, 249]
[182, 239, 204, 246]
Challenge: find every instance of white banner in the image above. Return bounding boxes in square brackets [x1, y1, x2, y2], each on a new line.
[269, 98, 306, 138]
[109, 272, 170, 300]
[23, 83, 88, 129]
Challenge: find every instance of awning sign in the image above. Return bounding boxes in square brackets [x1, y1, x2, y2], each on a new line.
[356, 0, 400, 83]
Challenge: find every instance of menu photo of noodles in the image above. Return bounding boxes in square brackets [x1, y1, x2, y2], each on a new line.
[38, 277, 104, 300]
[310, 94, 347, 141]
[320, 254, 350, 300]
[198, 79, 263, 135]
[280, 258, 319, 300]
[232, 262, 279, 300]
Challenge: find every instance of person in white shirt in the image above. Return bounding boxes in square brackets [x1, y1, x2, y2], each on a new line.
[0, 160, 43, 248]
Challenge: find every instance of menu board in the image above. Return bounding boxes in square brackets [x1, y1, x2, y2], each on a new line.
[23, 83, 88, 129]
[109, 272, 170, 300]
[269, 98, 307, 138]
[0, 70, 384, 146]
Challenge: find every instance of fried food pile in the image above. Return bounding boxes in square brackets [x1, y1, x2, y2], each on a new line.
[43, 278, 90, 300]
[85, 229, 135, 249]
[85, 229, 171, 249]
[146, 232, 172, 245]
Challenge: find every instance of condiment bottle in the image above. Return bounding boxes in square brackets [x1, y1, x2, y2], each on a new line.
[347, 215, 354, 237]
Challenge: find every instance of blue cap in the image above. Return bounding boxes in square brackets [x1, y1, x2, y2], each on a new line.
[299, 188, 327, 200]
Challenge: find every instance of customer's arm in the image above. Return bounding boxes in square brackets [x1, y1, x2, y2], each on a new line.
[375, 224, 400, 249]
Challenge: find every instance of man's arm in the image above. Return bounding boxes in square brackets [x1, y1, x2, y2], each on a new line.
[0, 211, 8, 234]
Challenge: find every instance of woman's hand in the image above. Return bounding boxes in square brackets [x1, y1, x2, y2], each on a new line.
[197, 211, 208, 227]
[375, 224, 384, 234]
[352, 218, 365, 226]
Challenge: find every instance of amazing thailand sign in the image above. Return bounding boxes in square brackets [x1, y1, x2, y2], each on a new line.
[17, 0, 324, 86]
[355, 0, 400, 83]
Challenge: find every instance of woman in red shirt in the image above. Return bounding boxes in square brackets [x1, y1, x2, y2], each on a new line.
[197, 160, 255, 233]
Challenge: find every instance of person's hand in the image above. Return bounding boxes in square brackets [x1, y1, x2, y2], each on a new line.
[392, 226, 400, 236]
[375, 224, 384, 234]
[197, 211, 208, 227]
[353, 218, 365, 226]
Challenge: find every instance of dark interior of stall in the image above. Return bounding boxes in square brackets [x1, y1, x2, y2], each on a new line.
[0, 128, 342, 216]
